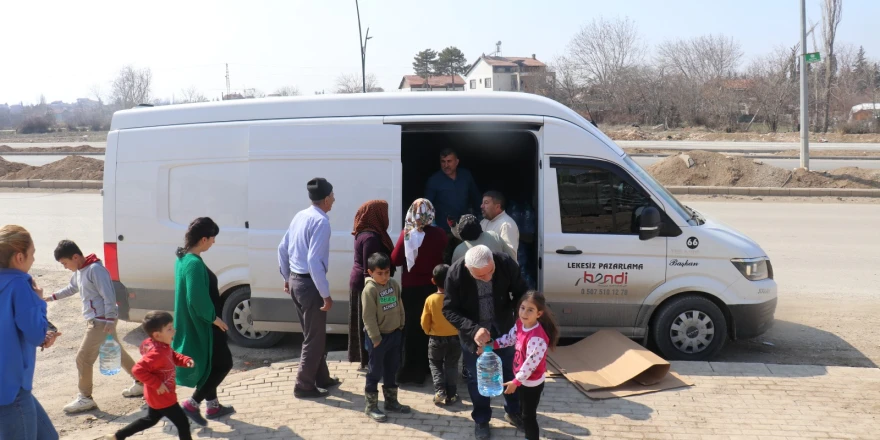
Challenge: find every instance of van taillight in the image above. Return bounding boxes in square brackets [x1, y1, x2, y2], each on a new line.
[104, 242, 119, 281]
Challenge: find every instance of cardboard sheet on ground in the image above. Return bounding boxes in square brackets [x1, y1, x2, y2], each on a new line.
[547, 329, 693, 399]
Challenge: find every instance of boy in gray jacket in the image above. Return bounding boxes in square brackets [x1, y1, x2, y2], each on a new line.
[47, 240, 143, 413]
[361, 252, 410, 422]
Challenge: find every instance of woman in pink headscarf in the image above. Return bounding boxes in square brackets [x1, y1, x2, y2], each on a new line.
[390, 199, 447, 385]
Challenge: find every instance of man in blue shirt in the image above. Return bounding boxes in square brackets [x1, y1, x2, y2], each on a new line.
[278, 177, 341, 399]
[424, 148, 482, 234]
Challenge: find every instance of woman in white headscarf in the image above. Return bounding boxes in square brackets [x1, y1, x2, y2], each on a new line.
[390, 198, 448, 385]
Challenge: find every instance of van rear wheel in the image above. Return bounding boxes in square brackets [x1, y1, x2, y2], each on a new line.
[222, 286, 285, 349]
[651, 294, 727, 361]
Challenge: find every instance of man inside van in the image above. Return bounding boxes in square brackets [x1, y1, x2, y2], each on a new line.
[425, 148, 482, 234]
[480, 191, 520, 257]
[278, 177, 342, 399]
[442, 245, 527, 439]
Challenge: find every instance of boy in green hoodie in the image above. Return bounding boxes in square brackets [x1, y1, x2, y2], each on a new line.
[361, 252, 410, 423]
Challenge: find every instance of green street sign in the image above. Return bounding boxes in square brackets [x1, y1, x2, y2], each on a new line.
[805, 52, 821, 63]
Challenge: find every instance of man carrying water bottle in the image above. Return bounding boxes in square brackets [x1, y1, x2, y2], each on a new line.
[443, 245, 528, 439]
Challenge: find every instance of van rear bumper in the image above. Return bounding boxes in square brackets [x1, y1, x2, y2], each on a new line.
[729, 297, 777, 340]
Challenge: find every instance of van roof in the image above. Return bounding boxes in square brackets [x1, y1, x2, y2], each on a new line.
[110, 92, 594, 132]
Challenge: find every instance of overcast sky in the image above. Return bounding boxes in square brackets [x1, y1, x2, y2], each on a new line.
[2, 0, 878, 105]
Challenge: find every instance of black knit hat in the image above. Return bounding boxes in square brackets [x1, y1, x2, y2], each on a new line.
[457, 214, 482, 241]
[307, 177, 333, 201]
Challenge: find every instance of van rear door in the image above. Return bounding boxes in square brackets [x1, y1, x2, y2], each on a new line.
[248, 119, 402, 333]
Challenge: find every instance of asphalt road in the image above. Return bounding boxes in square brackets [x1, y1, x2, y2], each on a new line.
[1, 141, 107, 149]
[5, 153, 880, 172]
[632, 155, 880, 171]
[2, 190, 878, 369]
[3, 140, 879, 153]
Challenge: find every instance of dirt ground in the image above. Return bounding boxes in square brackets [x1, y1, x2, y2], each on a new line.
[29, 267, 322, 438]
[0, 156, 104, 180]
[0, 144, 105, 153]
[625, 147, 880, 157]
[0, 131, 108, 144]
[648, 150, 880, 188]
[605, 125, 880, 143]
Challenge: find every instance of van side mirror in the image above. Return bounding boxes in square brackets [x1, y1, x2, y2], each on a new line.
[639, 206, 662, 241]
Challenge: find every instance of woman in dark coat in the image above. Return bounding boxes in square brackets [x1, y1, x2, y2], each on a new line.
[390, 198, 447, 385]
[347, 200, 395, 369]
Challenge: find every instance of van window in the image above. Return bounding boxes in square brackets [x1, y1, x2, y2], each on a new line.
[555, 165, 653, 235]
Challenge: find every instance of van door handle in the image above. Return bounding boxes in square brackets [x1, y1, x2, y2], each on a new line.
[556, 247, 582, 255]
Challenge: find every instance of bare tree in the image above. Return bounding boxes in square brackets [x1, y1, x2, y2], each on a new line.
[110, 65, 153, 109]
[89, 84, 105, 106]
[335, 73, 383, 93]
[274, 86, 300, 96]
[567, 17, 644, 87]
[658, 35, 743, 82]
[178, 86, 209, 104]
[821, 0, 843, 132]
[747, 46, 799, 132]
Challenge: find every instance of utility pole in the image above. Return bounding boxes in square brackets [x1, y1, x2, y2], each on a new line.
[225, 64, 231, 99]
[356, 0, 372, 93]
[799, 0, 810, 170]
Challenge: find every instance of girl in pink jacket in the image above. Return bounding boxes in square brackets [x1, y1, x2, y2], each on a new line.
[493, 291, 560, 440]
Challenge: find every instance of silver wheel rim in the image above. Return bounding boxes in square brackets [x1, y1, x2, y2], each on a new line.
[669, 309, 715, 354]
[232, 299, 268, 340]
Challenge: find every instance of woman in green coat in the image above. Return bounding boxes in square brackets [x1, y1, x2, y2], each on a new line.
[173, 217, 235, 426]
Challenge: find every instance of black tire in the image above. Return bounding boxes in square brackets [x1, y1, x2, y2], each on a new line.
[651, 294, 727, 361]
[222, 286, 285, 349]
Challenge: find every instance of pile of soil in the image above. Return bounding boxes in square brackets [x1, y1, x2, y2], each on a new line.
[0, 157, 35, 177]
[647, 151, 880, 189]
[0, 156, 104, 180]
[0, 145, 105, 153]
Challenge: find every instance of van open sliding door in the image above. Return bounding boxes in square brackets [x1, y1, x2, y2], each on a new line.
[248, 119, 402, 334]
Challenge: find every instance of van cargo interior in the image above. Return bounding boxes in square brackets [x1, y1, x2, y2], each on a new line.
[401, 127, 540, 289]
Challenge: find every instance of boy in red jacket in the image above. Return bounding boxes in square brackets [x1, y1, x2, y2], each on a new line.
[105, 311, 195, 440]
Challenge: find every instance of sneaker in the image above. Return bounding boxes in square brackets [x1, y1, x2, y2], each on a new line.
[206, 404, 236, 420]
[433, 390, 447, 405]
[505, 413, 524, 430]
[63, 394, 97, 414]
[474, 422, 490, 440]
[445, 393, 459, 405]
[122, 381, 144, 398]
[293, 386, 329, 399]
[182, 400, 208, 426]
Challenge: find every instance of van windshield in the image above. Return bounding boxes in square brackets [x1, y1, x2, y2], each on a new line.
[622, 154, 698, 225]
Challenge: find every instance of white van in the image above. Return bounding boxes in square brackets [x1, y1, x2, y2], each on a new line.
[103, 92, 776, 360]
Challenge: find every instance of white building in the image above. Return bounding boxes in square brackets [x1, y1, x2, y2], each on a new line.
[463, 54, 553, 93]
[398, 75, 465, 92]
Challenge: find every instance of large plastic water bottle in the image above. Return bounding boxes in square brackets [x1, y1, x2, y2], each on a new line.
[99, 334, 121, 376]
[477, 345, 504, 397]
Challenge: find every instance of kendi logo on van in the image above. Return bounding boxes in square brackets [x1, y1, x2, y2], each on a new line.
[575, 272, 628, 286]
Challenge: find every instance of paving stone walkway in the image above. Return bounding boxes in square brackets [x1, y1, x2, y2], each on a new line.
[65, 354, 880, 440]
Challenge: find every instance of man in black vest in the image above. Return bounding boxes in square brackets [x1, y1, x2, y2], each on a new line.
[442, 245, 528, 440]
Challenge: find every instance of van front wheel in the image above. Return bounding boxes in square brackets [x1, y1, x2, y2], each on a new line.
[652, 295, 727, 361]
[222, 286, 285, 349]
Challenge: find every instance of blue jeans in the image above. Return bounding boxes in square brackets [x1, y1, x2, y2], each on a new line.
[0, 388, 58, 440]
[364, 330, 402, 393]
[461, 344, 521, 424]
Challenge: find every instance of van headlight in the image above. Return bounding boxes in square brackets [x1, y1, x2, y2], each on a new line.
[731, 257, 772, 281]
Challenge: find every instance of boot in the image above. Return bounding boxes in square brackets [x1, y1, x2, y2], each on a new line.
[364, 391, 387, 423]
[382, 386, 411, 413]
